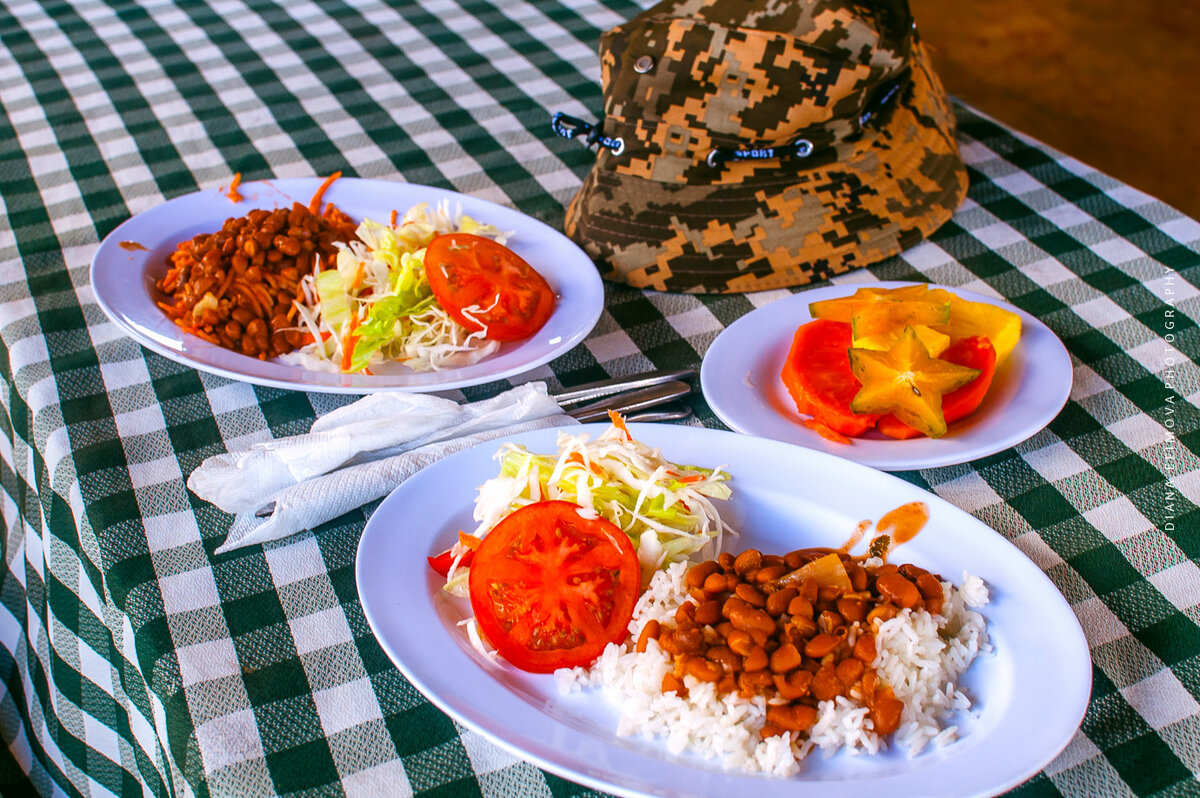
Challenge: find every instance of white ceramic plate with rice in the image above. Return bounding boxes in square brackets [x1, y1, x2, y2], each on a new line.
[357, 423, 1092, 798]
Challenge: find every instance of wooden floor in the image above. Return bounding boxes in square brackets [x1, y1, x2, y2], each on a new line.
[910, 0, 1200, 220]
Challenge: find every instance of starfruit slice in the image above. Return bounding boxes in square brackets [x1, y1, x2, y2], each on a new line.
[848, 327, 982, 438]
[808, 283, 936, 323]
[853, 323, 949, 356]
[850, 304, 951, 353]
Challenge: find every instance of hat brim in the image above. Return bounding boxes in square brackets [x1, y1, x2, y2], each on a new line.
[564, 43, 968, 293]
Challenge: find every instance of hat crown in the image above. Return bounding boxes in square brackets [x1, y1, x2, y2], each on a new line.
[600, 0, 912, 154]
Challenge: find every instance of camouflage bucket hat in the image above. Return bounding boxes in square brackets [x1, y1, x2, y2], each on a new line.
[555, 0, 968, 293]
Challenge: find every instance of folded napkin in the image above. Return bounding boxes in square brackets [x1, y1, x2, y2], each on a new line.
[187, 382, 577, 553]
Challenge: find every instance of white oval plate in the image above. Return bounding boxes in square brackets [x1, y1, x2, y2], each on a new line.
[90, 177, 604, 393]
[700, 282, 1073, 470]
[357, 423, 1091, 798]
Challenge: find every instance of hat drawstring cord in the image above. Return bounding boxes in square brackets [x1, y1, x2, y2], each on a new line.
[551, 112, 625, 156]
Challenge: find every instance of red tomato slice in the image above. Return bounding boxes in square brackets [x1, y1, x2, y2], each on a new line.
[877, 336, 998, 439]
[781, 320, 880, 437]
[468, 501, 640, 673]
[427, 547, 473, 577]
[424, 233, 556, 342]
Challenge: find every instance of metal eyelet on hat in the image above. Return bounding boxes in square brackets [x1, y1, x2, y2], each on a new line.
[793, 139, 814, 158]
[609, 137, 625, 156]
[633, 55, 654, 73]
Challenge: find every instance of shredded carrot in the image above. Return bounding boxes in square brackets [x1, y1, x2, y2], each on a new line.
[226, 172, 243, 203]
[676, 473, 707, 484]
[607, 409, 632, 440]
[160, 267, 182, 293]
[389, 208, 398, 226]
[176, 320, 218, 344]
[458, 531, 483, 550]
[216, 268, 236, 300]
[308, 171, 342, 215]
[251, 282, 274, 312]
[348, 261, 365, 292]
[340, 312, 362, 372]
[567, 452, 605, 477]
[802, 418, 851, 444]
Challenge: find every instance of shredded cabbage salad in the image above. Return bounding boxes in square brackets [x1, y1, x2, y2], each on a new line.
[443, 418, 735, 596]
[281, 201, 512, 373]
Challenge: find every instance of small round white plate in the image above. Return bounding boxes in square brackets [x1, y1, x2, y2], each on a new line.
[90, 177, 604, 393]
[357, 423, 1091, 798]
[700, 282, 1073, 470]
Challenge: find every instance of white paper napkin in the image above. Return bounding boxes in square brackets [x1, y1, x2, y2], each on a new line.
[186, 382, 577, 553]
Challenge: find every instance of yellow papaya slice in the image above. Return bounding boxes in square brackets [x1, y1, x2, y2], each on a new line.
[848, 327, 982, 438]
[926, 289, 1022, 365]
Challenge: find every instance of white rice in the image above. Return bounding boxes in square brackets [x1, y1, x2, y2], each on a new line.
[556, 561, 991, 776]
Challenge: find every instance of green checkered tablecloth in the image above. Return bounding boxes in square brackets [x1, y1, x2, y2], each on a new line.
[0, 0, 1197, 795]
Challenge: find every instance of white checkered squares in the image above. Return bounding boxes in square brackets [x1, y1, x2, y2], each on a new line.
[81, 707, 124, 767]
[1104, 184, 1156, 209]
[340, 760, 412, 798]
[313, 678, 382, 737]
[1084, 497, 1155, 543]
[666, 306, 723, 339]
[1022, 257, 1079, 288]
[1073, 595, 1128, 647]
[1125, 339, 1174, 375]
[1149, 560, 1200, 611]
[1044, 730, 1103, 776]
[262, 537, 331, 586]
[747, 288, 792, 309]
[1013, 530, 1066, 571]
[1106, 413, 1172, 454]
[1089, 237, 1146, 266]
[932, 470, 1003, 514]
[143, 510, 203, 554]
[1041, 203, 1094, 232]
[159, 567, 222, 616]
[97, 356, 152, 394]
[289, 607, 354, 656]
[971, 221, 1028, 251]
[1073, 295, 1133, 330]
[585, 329, 641, 362]
[125, 453, 184, 495]
[992, 170, 1045, 198]
[1023, 440, 1093, 483]
[1071, 364, 1113, 401]
[176, 637, 241, 688]
[458, 727, 521, 775]
[1158, 215, 1200, 245]
[1121, 669, 1200, 730]
[194, 709, 266, 772]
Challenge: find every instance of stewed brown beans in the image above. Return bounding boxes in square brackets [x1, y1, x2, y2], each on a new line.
[638, 548, 944, 740]
[156, 201, 355, 358]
